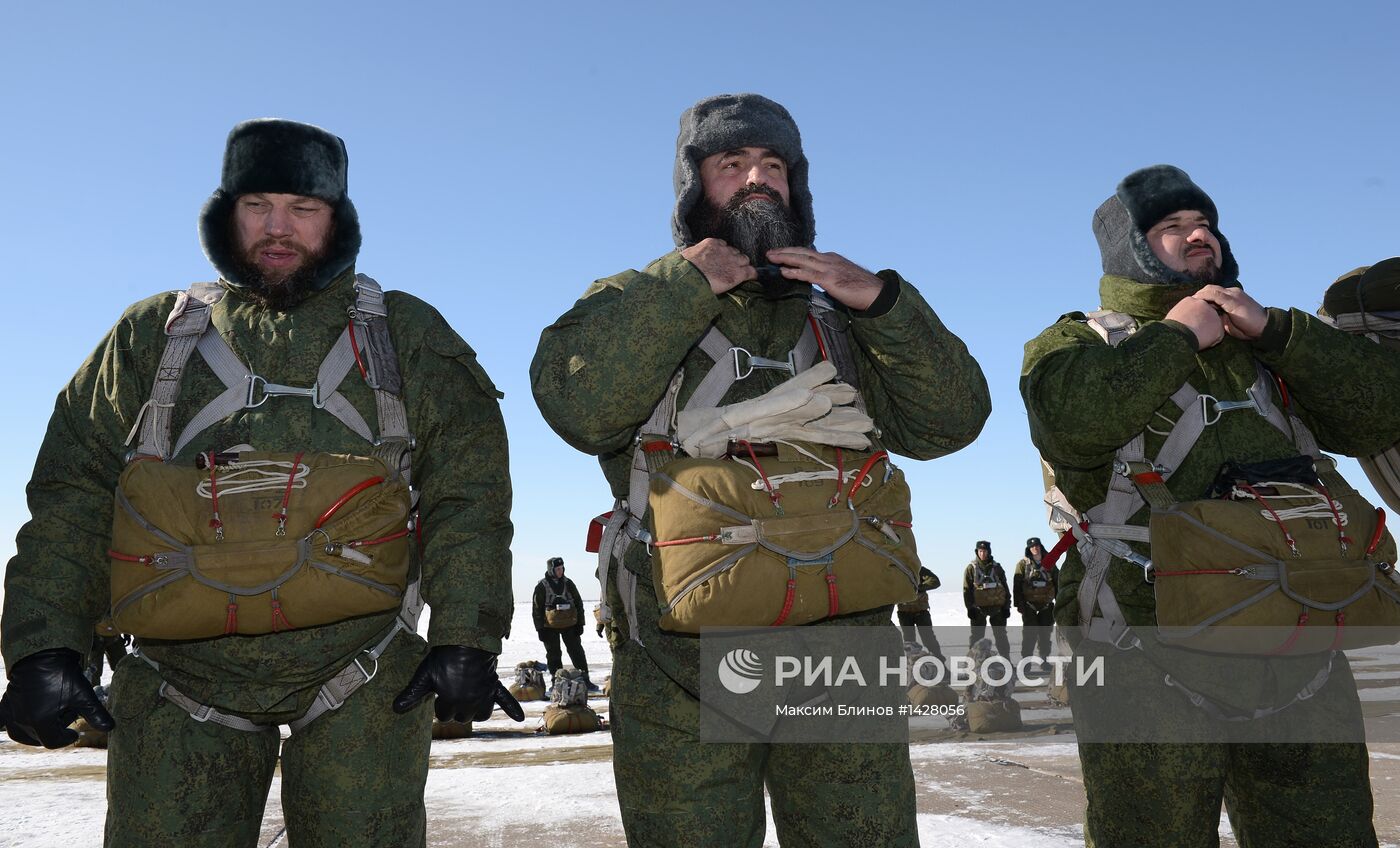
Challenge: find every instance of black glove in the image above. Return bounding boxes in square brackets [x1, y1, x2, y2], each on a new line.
[0, 648, 115, 749]
[392, 645, 524, 723]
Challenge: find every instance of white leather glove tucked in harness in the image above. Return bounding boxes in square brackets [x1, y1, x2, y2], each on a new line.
[675, 361, 874, 458]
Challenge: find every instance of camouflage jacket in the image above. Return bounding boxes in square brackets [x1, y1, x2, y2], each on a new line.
[961, 559, 1009, 614]
[530, 251, 990, 695]
[2, 270, 513, 720]
[1021, 274, 1400, 705]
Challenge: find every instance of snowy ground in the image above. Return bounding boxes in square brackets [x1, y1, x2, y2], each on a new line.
[4, 595, 1400, 846]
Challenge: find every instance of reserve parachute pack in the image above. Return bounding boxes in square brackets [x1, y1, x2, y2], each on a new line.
[509, 661, 548, 702]
[1042, 310, 1400, 660]
[970, 563, 1008, 611]
[591, 292, 919, 639]
[1321, 258, 1400, 514]
[1022, 562, 1055, 609]
[541, 667, 602, 735]
[118, 276, 423, 734]
[542, 580, 579, 629]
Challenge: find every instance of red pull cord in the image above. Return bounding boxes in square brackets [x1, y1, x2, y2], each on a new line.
[347, 319, 369, 381]
[737, 440, 782, 514]
[1367, 508, 1387, 556]
[274, 451, 305, 536]
[844, 451, 889, 504]
[315, 477, 385, 529]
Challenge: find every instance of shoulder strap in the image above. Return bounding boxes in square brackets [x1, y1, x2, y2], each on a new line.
[129, 283, 225, 460]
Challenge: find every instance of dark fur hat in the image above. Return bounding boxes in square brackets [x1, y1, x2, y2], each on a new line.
[1092, 165, 1238, 285]
[672, 93, 815, 249]
[199, 118, 362, 291]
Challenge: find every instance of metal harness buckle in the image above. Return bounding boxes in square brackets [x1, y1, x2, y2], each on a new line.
[1199, 388, 1264, 426]
[246, 374, 325, 409]
[730, 347, 797, 380]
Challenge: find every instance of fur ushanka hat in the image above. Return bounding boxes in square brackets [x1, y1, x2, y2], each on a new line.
[199, 118, 362, 291]
[1092, 164, 1239, 286]
[671, 93, 815, 249]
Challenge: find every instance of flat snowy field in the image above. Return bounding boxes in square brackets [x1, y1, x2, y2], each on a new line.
[5, 594, 1400, 847]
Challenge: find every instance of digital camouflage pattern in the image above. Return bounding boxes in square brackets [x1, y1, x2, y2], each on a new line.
[531, 250, 989, 844]
[1021, 273, 1400, 846]
[2, 267, 513, 719]
[609, 640, 918, 848]
[104, 631, 432, 848]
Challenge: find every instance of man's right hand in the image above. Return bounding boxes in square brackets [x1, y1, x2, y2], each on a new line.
[681, 238, 755, 295]
[0, 647, 114, 749]
[1164, 296, 1226, 351]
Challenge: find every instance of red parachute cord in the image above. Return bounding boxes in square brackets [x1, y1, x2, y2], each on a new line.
[1368, 508, 1387, 556]
[315, 477, 385, 529]
[347, 319, 369, 381]
[652, 534, 723, 548]
[350, 528, 414, 548]
[1330, 612, 1346, 652]
[844, 451, 889, 504]
[738, 439, 782, 514]
[1239, 483, 1298, 556]
[224, 594, 238, 635]
[829, 448, 845, 507]
[270, 591, 293, 633]
[206, 451, 224, 541]
[807, 313, 830, 362]
[1268, 609, 1310, 656]
[771, 570, 798, 626]
[826, 565, 839, 618]
[274, 451, 306, 536]
[1042, 523, 1085, 571]
[108, 550, 154, 565]
[1313, 478, 1352, 553]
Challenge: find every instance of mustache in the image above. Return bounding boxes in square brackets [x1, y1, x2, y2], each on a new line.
[722, 184, 785, 212]
[247, 237, 311, 256]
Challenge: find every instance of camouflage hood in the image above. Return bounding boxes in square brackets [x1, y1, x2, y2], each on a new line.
[671, 93, 815, 249]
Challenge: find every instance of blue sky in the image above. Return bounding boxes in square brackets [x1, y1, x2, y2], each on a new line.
[1, 2, 1398, 601]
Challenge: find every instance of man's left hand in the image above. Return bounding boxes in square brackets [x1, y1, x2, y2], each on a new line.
[766, 248, 884, 311]
[1192, 285, 1268, 341]
[392, 645, 525, 723]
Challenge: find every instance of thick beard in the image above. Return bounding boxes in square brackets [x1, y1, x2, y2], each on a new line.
[689, 185, 802, 265]
[229, 226, 334, 310]
[1182, 260, 1223, 285]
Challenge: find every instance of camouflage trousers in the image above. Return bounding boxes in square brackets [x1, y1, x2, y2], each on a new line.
[609, 640, 919, 848]
[1070, 645, 1377, 848]
[104, 631, 432, 848]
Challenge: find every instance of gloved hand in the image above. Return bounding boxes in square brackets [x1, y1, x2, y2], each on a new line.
[392, 645, 524, 723]
[676, 361, 873, 458]
[0, 647, 115, 748]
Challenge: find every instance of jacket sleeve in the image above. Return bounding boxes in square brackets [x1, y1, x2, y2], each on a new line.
[402, 305, 514, 654]
[1013, 562, 1026, 610]
[2, 302, 164, 668]
[847, 273, 991, 460]
[962, 565, 976, 614]
[998, 566, 1012, 614]
[532, 583, 546, 632]
[1021, 317, 1200, 469]
[1250, 307, 1400, 456]
[530, 252, 723, 456]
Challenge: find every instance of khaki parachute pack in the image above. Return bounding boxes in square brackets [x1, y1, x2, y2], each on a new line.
[970, 563, 1008, 611]
[1321, 258, 1400, 513]
[592, 293, 919, 640]
[1041, 310, 1400, 663]
[115, 276, 424, 735]
[508, 661, 548, 702]
[542, 579, 579, 629]
[541, 667, 602, 735]
[1021, 562, 1055, 609]
[964, 699, 1022, 734]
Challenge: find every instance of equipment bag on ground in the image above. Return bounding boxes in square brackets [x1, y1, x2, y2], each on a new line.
[965, 699, 1022, 733]
[509, 661, 548, 701]
[541, 704, 603, 735]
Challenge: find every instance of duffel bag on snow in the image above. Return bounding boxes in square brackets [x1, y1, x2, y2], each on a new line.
[509, 661, 548, 701]
[648, 441, 919, 632]
[109, 450, 412, 639]
[965, 699, 1022, 733]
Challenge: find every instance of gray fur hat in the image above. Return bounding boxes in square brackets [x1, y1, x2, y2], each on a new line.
[199, 118, 362, 292]
[1092, 165, 1238, 285]
[672, 93, 815, 249]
